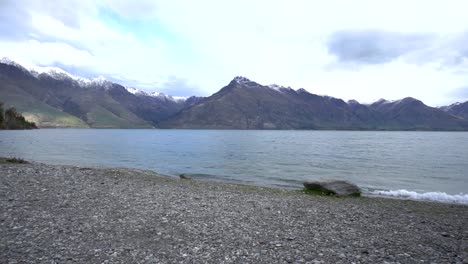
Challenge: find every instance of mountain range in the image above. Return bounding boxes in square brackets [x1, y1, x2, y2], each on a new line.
[1, 58, 468, 130]
[0, 58, 202, 128]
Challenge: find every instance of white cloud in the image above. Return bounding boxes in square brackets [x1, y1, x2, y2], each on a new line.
[101, 0, 159, 20]
[298, 60, 467, 106]
[0, 40, 94, 67]
[145, 0, 468, 104]
[1, 0, 468, 104]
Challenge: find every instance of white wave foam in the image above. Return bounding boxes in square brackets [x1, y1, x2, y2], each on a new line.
[371, 189, 468, 205]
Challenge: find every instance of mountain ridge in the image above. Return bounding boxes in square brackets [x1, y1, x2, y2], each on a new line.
[1, 59, 467, 130]
[160, 76, 468, 130]
[0, 59, 202, 128]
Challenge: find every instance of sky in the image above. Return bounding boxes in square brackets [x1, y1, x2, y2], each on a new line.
[1, 0, 468, 106]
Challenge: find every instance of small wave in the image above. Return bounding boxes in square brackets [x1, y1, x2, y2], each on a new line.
[371, 189, 468, 205]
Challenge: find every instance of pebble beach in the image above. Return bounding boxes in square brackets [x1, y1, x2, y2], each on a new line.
[1, 162, 467, 263]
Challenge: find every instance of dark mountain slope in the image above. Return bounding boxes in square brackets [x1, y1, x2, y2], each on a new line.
[0, 60, 205, 128]
[370, 98, 468, 130]
[2, 59, 468, 130]
[162, 77, 468, 130]
[161, 77, 376, 129]
[161, 77, 317, 129]
[0, 64, 88, 127]
[441, 101, 468, 120]
[106, 85, 203, 125]
[0, 61, 199, 128]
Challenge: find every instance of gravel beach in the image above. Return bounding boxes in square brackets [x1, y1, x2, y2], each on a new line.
[1, 162, 467, 263]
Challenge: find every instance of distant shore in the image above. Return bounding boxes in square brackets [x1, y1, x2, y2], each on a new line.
[1, 162, 467, 263]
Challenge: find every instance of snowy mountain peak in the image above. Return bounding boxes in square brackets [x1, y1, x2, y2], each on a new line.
[126, 87, 140, 95]
[268, 84, 282, 90]
[124, 86, 150, 96]
[149, 91, 187, 102]
[28, 65, 93, 86]
[440, 102, 462, 111]
[1, 58, 115, 88]
[43, 69, 74, 81]
[173, 96, 188, 101]
[372, 97, 421, 107]
[233, 76, 252, 83]
[2, 58, 189, 102]
[124, 87, 187, 102]
[1, 57, 30, 73]
[89, 76, 113, 88]
[1, 57, 23, 68]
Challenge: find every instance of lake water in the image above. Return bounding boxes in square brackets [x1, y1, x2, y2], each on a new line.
[1, 129, 467, 204]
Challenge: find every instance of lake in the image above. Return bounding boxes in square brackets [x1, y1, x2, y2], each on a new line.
[1, 129, 467, 204]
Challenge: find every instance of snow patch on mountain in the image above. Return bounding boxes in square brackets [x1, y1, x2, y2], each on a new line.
[29, 65, 114, 89]
[233, 76, 252, 84]
[1, 58, 113, 89]
[31, 66, 90, 85]
[149, 92, 187, 102]
[268, 84, 293, 93]
[232, 76, 295, 94]
[126, 87, 139, 95]
[173, 96, 188, 101]
[440, 102, 461, 111]
[124, 87, 187, 102]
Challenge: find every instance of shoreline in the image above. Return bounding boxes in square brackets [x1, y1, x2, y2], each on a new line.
[4, 158, 467, 206]
[1, 162, 467, 263]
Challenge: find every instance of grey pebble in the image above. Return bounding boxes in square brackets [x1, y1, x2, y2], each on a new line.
[1, 162, 467, 263]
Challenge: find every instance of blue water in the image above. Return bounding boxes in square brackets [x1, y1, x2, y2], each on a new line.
[1, 129, 467, 202]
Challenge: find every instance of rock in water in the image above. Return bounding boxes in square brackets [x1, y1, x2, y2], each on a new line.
[303, 180, 361, 197]
[179, 174, 192, 180]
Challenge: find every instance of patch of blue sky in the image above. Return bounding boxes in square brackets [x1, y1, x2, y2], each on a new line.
[97, 7, 197, 64]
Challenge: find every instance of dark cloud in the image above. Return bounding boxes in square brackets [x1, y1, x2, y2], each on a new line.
[326, 30, 434, 64]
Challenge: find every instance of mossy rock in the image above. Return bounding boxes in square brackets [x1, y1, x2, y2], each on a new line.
[0, 157, 29, 164]
[303, 180, 361, 197]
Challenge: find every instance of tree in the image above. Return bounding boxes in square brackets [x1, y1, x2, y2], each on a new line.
[2, 106, 37, 129]
[0, 101, 4, 128]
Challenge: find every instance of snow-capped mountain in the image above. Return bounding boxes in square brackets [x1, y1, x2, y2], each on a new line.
[1, 58, 467, 130]
[267, 84, 294, 92]
[0, 57, 24, 70]
[160, 76, 468, 130]
[1, 57, 117, 89]
[232, 76, 294, 94]
[440, 101, 468, 120]
[0, 58, 202, 128]
[124, 87, 187, 102]
[0, 57, 184, 100]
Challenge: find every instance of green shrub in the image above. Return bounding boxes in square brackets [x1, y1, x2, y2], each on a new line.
[0, 102, 37, 129]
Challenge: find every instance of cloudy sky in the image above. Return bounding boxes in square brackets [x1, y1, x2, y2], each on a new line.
[1, 0, 467, 106]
